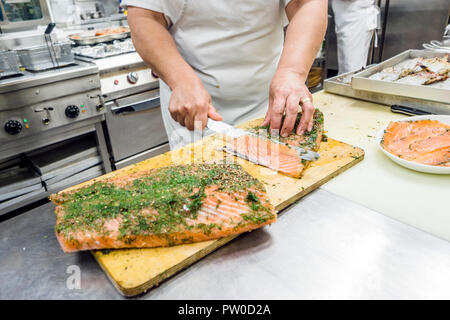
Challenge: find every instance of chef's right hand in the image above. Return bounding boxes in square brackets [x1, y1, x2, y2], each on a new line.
[168, 79, 222, 131]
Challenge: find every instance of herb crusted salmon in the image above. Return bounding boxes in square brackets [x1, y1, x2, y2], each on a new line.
[224, 110, 324, 178]
[50, 163, 276, 253]
[381, 119, 450, 167]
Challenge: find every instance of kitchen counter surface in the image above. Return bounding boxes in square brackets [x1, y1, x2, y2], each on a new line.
[2, 189, 450, 299]
[313, 91, 450, 242]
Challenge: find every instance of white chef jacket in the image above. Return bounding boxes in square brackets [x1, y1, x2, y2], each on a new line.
[121, 0, 291, 149]
[332, 0, 379, 74]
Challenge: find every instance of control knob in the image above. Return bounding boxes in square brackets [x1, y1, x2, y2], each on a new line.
[127, 72, 139, 84]
[4, 120, 22, 135]
[65, 105, 80, 118]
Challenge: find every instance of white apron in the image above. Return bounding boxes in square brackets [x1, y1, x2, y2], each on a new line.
[122, 0, 290, 149]
[332, 0, 379, 74]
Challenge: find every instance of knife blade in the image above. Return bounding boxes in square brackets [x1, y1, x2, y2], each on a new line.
[207, 118, 320, 161]
[206, 118, 248, 138]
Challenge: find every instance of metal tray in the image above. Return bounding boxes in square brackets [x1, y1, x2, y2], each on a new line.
[69, 27, 130, 45]
[352, 50, 450, 104]
[324, 69, 450, 115]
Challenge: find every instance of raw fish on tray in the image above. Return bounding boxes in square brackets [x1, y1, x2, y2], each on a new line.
[368, 55, 450, 86]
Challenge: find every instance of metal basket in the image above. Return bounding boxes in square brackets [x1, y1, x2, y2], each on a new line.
[0, 51, 22, 78]
[17, 42, 74, 71]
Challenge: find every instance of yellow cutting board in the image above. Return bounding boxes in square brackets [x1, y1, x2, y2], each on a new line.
[59, 118, 364, 296]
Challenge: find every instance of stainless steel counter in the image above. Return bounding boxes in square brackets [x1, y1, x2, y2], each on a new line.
[1, 189, 450, 299]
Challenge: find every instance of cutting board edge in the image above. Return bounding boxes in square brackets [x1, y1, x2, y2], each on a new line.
[275, 149, 365, 210]
[92, 235, 239, 297]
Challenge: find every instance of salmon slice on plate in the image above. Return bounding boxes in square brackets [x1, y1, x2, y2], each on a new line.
[50, 163, 276, 253]
[224, 109, 324, 178]
[381, 119, 450, 167]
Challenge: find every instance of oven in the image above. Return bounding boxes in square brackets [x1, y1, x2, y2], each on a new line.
[103, 89, 169, 170]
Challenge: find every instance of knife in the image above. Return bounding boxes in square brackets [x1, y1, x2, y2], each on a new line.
[207, 118, 320, 161]
[390, 105, 434, 116]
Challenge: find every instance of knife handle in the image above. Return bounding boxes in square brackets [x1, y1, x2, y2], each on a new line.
[390, 105, 434, 116]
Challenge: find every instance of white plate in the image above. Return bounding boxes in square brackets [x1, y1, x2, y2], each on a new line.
[377, 115, 450, 174]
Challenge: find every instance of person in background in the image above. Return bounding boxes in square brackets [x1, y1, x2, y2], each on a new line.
[122, 0, 328, 149]
[332, 0, 379, 74]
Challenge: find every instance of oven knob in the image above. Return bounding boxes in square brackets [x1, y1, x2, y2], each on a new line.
[65, 105, 80, 118]
[127, 72, 139, 84]
[4, 120, 22, 135]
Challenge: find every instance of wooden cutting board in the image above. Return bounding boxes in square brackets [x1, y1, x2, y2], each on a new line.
[60, 118, 364, 296]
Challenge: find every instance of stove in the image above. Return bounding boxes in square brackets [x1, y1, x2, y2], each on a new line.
[0, 60, 109, 162]
[75, 50, 159, 99]
[1, 61, 102, 141]
[0, 58, 112, 215]
[73, 49, 169, 170]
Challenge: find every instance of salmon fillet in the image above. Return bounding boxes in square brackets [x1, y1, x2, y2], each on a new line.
[50, 163, 276, 253]
[225, 109, 324, 178]
[381, 120, 450, 167]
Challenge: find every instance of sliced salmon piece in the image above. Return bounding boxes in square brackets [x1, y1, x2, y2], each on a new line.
[410, 147, 450, 166]
[408, 133, 450, 155]
[225, 110, 324, 178]
[50, 163, 276, 253]
[226, 135, 306, 178]
[382, 119, 450, 167]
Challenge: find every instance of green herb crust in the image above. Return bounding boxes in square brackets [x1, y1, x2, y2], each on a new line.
[250, 109, 324, 151]
[52, 163, 275, 245]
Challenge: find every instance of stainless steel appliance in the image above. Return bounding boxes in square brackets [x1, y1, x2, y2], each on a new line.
[326, 0, 449, 72]
[0, 50, 22, 78]
[351, 50, 450, 104]
[324, 67, 450, 116]
[374, 0, 449, 62]
[0, 60, 110, 215]
[53, 0, 169, 170]
[48, 0, 125, 27]
[0, 0, 52, 33]
[26, 135, 104, 193]
[17, 41, 74, 71]
[0, 0, 134, 216]
[104, 89, 169, 169]
[0, 61, 105, 148]
[75, 48, 169, 170]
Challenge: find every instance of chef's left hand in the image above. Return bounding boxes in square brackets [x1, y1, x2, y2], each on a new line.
[262, 68, 315, 137]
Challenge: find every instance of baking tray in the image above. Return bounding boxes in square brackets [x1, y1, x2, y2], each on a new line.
[42, 154, 101, 184]
[69, 27, 130, 45]
[0, 166, 41, 194]
[27, 137, 97, 175]
[46, 164, 104, 193]
[0, 187, 48, 216]
[352, 50, 450, 104]
[0, 166, 42, 202]
[324, 69, 450, 115]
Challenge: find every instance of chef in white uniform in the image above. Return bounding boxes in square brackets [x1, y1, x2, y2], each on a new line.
[121, 0, 328, 149]
[332, 0, 379, 74]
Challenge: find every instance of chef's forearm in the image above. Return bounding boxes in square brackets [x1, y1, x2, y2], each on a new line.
[127, 7, 199, 90]
[279, 0, 328, 80]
